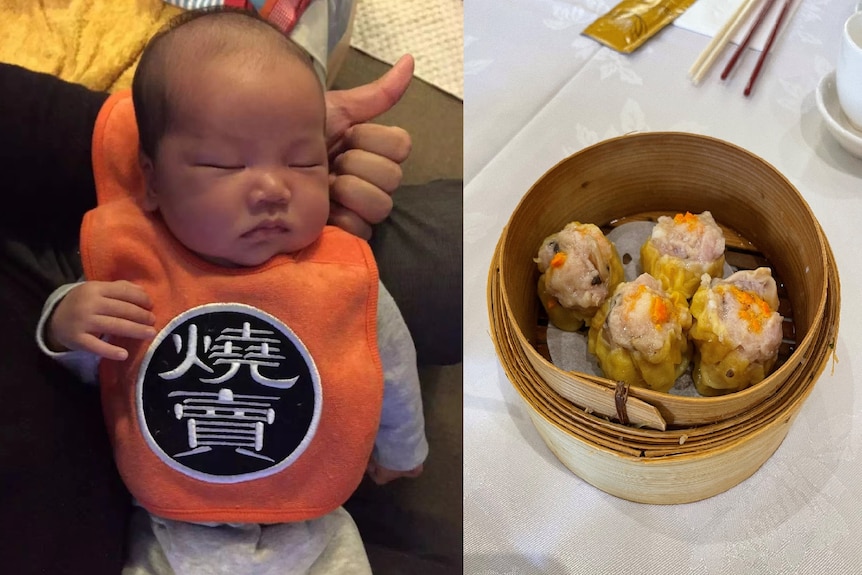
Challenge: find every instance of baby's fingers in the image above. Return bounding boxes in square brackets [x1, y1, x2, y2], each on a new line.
[92, 314, 157, 343]
[102, 280, 154, 310]
[74, 315, 156, 361]
[74, 333, 134, 362]
[97, 296, 156, 328]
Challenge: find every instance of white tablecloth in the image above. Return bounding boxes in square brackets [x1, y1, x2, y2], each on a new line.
[463, 1, 862, 573]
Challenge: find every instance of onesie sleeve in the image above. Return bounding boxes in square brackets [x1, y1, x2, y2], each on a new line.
[35, 282, 101, 384]
[373, 281, 429, 471]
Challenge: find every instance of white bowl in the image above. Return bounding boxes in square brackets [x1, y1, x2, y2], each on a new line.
[816, 70, 862, 159]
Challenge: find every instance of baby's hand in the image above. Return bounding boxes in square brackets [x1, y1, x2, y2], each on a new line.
[366, 457, 424, 485]
[47, 280, 156, 361]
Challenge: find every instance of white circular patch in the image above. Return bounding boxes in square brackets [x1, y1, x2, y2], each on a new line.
[135, 303, 322, 484]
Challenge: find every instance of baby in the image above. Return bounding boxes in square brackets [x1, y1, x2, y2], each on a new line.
[37, 9, 426, 574]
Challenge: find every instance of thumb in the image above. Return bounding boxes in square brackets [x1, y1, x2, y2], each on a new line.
[326, 54, 414, 132]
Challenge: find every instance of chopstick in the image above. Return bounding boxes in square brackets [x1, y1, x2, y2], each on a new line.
[743, 0, 793, 96]
[688, 0, 760, 85]
[719, 0, 778, 80]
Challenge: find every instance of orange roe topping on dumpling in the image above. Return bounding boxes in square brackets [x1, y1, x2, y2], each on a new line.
[550, 252, 567, 268]
[626, 284, 671, 328]
[725, 285, 772, 334]
[673, 211, 701, 231]
[650, 296, 669, 327]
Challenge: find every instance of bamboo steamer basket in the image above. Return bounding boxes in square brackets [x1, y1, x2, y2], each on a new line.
[487, 132, 840, 504]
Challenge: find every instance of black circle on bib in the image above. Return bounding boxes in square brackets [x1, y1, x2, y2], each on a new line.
[137, 304, 320, 482]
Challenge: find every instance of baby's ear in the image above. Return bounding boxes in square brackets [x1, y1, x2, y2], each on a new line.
[138, 149, 159, 212]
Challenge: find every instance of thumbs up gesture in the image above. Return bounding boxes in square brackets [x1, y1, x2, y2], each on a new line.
[325, 55, 415, 239]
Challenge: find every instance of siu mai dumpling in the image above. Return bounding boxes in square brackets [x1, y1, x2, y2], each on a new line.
[535, 222, 624, 332]
[587, 273, 692, 393]
[640, 211, 725, 299]
[688, 268, 783, 396]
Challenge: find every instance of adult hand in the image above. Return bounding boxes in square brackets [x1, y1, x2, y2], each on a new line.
[325, 54, 414, 239]
[47, 281, 156, 361]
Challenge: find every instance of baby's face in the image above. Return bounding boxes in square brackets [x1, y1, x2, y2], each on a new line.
[141, 55, 329, 268]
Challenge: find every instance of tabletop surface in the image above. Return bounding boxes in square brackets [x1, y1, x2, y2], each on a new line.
[463, 1, 862, 573]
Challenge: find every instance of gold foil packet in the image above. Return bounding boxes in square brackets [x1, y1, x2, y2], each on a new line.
[583, 0, 697, 54]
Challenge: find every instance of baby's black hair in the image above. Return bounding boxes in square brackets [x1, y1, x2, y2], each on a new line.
[132, 7, 316, 159]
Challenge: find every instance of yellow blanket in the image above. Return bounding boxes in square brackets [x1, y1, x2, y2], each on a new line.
[0, 0, 183, 92]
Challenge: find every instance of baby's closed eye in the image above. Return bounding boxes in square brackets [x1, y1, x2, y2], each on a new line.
[194, 162, 245, 170]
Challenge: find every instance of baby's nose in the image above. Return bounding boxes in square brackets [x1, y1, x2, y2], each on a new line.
[251, 172, 291, 206]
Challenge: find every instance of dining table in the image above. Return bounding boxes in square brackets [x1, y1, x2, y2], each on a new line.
[463, 0, 862, 573]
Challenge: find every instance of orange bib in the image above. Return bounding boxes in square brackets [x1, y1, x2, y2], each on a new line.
[84, 91, 383, 524]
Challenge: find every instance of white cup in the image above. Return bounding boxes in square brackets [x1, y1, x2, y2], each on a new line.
[837, 11, 862, 131]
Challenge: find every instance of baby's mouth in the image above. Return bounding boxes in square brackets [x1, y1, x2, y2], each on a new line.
[242, 220, 289, 240]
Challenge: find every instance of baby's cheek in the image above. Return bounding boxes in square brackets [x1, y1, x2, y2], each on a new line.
[184, 216, 230, 252]
[305, 190, 331, 225]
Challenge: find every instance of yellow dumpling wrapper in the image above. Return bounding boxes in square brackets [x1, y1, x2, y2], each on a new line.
[689, 270, 783, 396]
[535, 222, 625, 332]
[640, 211, 726, 299]
[588, 275, 692, 393]
[537, 273, 586, 332]
[691, 350, 774, 397]
[640, 244, 725, 300]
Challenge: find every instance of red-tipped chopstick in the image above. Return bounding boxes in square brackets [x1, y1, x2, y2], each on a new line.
[720, 0, 778, 80]
[744, 0, 793, 96]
